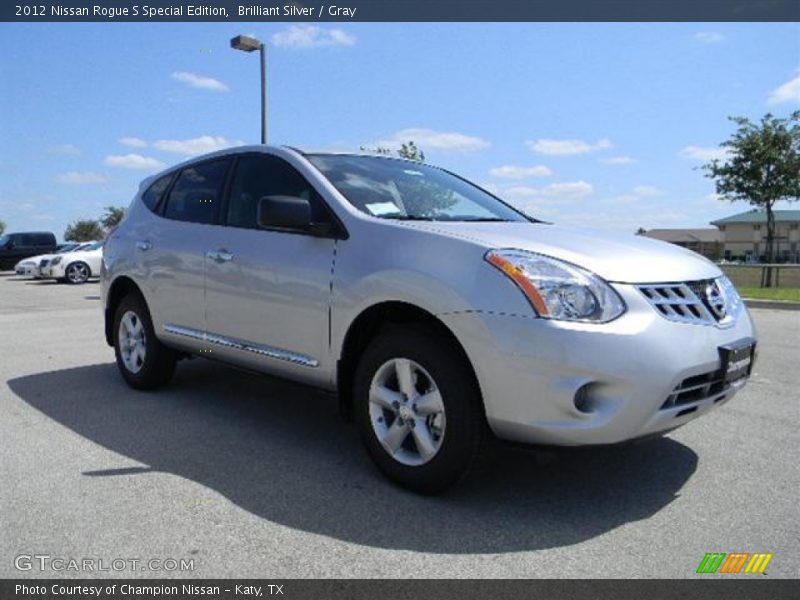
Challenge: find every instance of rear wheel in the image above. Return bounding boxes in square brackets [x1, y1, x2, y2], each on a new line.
[65, 262, 90, 284]
[113, 293, 176, 390]
[354, 327, 485, 494]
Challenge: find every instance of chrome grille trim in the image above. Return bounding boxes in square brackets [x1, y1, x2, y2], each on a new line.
[163, 324, 319, 367]
[637, 278, 739, 327]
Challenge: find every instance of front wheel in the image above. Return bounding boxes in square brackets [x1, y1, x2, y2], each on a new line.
[65, 262, 90, 284]
[354, 327, 485, 494]
[113, 293, 177, 390]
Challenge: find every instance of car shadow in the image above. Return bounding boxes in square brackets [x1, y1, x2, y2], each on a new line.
[8, 361, 698, 554]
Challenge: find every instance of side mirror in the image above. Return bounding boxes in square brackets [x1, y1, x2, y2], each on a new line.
[257, 195, 311, 231]
[256, 195, 340, 238]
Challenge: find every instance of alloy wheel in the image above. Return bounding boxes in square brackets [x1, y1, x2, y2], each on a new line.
[119, 310, 147, 374]
[368, 358, 446, 466]
[67, 263, 89, 284]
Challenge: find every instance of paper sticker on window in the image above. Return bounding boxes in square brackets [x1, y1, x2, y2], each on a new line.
[365, 201, 402, 216]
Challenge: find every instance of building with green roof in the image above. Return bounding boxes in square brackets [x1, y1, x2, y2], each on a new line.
[710, 209, 800, 262]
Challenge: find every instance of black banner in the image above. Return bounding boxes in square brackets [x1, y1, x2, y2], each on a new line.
[2, 580, 799, 600]
[3, 0, 800, 22]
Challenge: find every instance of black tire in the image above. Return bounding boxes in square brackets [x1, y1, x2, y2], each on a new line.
[113, 293, 177, 390]
[354, 326, 485, 494]
[64, 261, 90, 284]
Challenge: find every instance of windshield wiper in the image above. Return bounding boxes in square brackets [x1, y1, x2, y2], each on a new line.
[453, 217, 511, 222]
[381, 215, 437, 221]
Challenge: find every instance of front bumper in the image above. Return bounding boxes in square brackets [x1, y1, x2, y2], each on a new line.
[40, 263, 66, 279]
[440, 283, 756, 446]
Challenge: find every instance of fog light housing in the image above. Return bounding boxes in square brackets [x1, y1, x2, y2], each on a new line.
[573, 383, 596, 414]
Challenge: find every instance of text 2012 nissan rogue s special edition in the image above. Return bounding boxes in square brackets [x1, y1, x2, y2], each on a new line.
[102, 146, 756, 493]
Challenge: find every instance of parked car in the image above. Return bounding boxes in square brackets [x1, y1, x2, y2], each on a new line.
[14, 243, 82, 277]
[32, 242, 98, 279]
[0, 231, 57, 271]
[102, 147, 756, 493]
[41, 241, 104, 284]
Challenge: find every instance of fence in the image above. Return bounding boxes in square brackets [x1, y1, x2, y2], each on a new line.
[721, 264, 800, 289]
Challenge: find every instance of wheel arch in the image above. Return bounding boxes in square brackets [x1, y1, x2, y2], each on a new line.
[104, 276, 145, 346]
[336, 301, 482, 420]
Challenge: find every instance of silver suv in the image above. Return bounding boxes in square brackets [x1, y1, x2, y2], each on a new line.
[102, 146, 756, 493]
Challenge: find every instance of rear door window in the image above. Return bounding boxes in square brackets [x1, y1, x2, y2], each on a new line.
[163, 160, 231, 225]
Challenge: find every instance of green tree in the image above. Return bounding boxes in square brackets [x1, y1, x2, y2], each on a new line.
[0, 219, 6, 235]
[100, 206, 126, 230]
[702, 112, 800, 286]
[360, 140, 425, 162]
[64, 219, 104, 242]
[397, 141, 425, 162]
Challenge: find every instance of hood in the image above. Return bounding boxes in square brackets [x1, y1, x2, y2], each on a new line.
[403, 222, 721, 284]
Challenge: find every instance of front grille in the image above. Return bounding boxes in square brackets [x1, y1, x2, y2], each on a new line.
[638, 278, 736, 326]
[661, 370, 728, 410]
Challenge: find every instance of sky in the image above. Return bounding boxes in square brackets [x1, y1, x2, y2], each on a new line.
[1, 22, 798, 239]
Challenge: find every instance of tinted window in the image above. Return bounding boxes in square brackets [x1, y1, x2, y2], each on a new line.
[34, 233, 54, 245]
[227, 155, 326, 230]
[142, 173, 174, 212]
[163, 160, 230, 225]
[19, 235, 35, 247]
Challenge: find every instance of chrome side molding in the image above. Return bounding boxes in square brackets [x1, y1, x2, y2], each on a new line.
[163, 324, 319, 367]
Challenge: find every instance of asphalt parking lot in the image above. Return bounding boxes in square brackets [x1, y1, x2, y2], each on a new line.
[1, 272, 798, 579]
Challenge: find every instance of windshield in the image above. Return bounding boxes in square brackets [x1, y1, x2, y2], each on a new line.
[307, 154, 530, 222]
[0, 234, 10, 247]
[80, 241, 103, 251]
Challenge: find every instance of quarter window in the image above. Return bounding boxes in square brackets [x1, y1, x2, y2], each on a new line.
[163, 160, 231, 225]
[226, 155, 326, 230]
[142, 173, 175, 212]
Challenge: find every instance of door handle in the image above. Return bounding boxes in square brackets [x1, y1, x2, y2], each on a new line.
[136, 240, 152, 251]
[207, 249, 234, 263]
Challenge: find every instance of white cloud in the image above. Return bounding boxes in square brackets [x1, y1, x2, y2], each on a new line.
[152, 135, 242, 156]
[632, 185, 664, 197]
[376, 128, 490, 153]
[694, 32, 725, 44]
[600, 155, 635, 165]
[526, 138, 612, 156]
[118, 137, 147, 148]
[489, 165, 553, 179]
[608, 185, 665, 205]
[271, 25, 356, 48]
[171, 71, 229, 92]
[767, 71, 800, 105]
[679, 145, 728, 161]
[104, 154, 166, 171]
[56, 171, 108, 184]
[48, 144, 80, 155]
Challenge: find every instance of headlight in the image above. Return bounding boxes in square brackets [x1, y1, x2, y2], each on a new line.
[717, 275, 742, 316]
[485, 250, 626, 322]
[51, 256, 62, 265]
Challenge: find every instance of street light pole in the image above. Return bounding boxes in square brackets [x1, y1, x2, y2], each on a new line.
[230, 34, 268, 144]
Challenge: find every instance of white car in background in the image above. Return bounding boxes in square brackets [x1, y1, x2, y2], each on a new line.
[41, 240, 104, 284]
[14, 243, 82, 277]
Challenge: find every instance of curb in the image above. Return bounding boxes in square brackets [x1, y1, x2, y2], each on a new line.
[744, 298, 800, 311]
